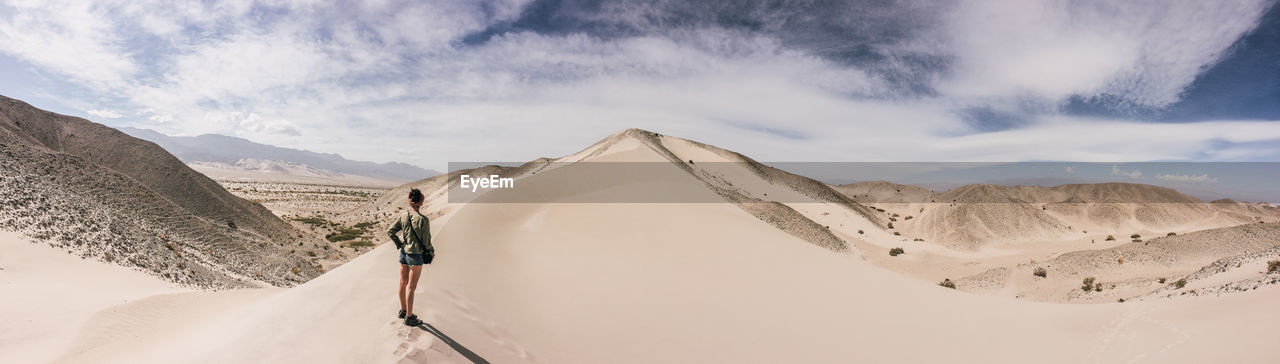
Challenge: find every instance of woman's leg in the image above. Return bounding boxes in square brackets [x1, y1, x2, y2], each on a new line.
[405, 265, 423, 317]
[399, 264, 410, 311]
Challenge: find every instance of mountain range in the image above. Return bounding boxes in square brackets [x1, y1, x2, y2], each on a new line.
[119, 127, 438, 183]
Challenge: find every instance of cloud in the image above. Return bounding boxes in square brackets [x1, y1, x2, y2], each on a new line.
[1111, 164, 1143, 179]
[939, 0, 1271, 108]
[1155, 173, 1218, 183]
[87, 109, 123, 119]
[0, 1, 136, 89]
[235, 112, 301, 137]
[148, 114, 173, 123]
[0, 0, 1276, 170]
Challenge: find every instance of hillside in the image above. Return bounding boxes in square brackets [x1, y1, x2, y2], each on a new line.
[0, 95, 320, 288]
[119, 127, 438, 183]
[956, 222, 1280, 303]
[836, 181, 1279, 250]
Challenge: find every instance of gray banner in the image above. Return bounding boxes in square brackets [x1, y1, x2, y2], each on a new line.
[444, 162, 1280, 203]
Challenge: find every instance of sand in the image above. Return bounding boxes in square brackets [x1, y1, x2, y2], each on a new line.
[0, 231, 182, 363]
[4, 129, 1279, 363]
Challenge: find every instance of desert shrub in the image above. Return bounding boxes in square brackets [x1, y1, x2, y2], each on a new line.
[326, 231, 361, 242]
[1082, 277, 1096, 291]
[353, 221, 375, 229]
[913, 238, 924, 242]
[893, 232, 901, 236]
[876, 208, 886, 213]
[343, 240, 375, 248]
[857, 230, 864, 234]
[939, 278, 956, 289]
[1117, 298, 1126, 303]
[291, 217, 329, 226]
[889, 247, 904, 256]
[904, 216, 913, 220]
[1033, 267, 1047, 277]
[306, 251, 316, 257]
[1267, 260, 1280, 273]
[1130, 233, 1141, 239]
[1132, 239, 1142, 243]
[889, 217, 897, 222]
[1167, 232, 1176, 236]
[891, 213, 900, 217]
[887, 222, 894, 229]
[1158, 277, 1167, 284]
[1117, 257, 1125, 265]
[1095, 284, 1103, 292]
[1174, 278, 1187, 289]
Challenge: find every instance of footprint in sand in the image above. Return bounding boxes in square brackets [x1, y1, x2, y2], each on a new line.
[392, 322, 445, 364]
[437, 289, 533, 361]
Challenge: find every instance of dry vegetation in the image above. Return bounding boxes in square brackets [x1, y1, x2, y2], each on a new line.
[217, 180, 386, 216]
[0, 96, 322, 288]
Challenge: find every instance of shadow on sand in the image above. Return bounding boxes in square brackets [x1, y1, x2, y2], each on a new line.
[416, 323, 490, 364]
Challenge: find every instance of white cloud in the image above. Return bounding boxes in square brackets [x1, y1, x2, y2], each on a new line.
[148, 114, 173, 123]
[235, 112, 300, 136]
[1111, 164, 1143, 179]
[0, 1, 136, 89]
[87, 109, 123, 119]
[0, 0, 1276, 171]
[940, 0, 1270, 107]
[1155, 173, 1217, 183]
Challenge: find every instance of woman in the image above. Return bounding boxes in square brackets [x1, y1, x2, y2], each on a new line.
[387, 188, 433, 326]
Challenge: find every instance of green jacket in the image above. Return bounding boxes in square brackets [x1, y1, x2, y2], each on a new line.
[388, 210, 432, 255]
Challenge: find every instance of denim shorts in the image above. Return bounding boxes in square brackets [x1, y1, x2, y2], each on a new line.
[399, 249, 433, 266]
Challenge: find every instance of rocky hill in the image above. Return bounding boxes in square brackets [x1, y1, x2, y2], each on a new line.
[0, 95, 321, 288]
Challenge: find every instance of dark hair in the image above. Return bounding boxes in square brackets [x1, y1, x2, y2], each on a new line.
[408, 188, 424, 204]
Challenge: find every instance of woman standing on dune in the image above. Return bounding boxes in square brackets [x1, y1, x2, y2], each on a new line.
[388, 188, 434, 326]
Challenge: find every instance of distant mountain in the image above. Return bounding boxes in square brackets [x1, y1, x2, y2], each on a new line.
[119, 127, 438, 183]
[0, 95, 321, 288]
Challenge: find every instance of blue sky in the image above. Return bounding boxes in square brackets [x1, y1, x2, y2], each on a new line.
[2, 0, 1279, 173]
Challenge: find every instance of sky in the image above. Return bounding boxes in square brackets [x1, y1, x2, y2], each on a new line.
[2, 0, 1279, 176]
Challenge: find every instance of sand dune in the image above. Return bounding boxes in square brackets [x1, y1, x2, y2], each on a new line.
[4, 127, 1279, 363]
[52, 129, 1280, 363]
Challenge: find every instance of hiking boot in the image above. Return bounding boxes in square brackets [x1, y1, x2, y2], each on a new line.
[404, 314, 423, 326]
[397, 309, 406, 319]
